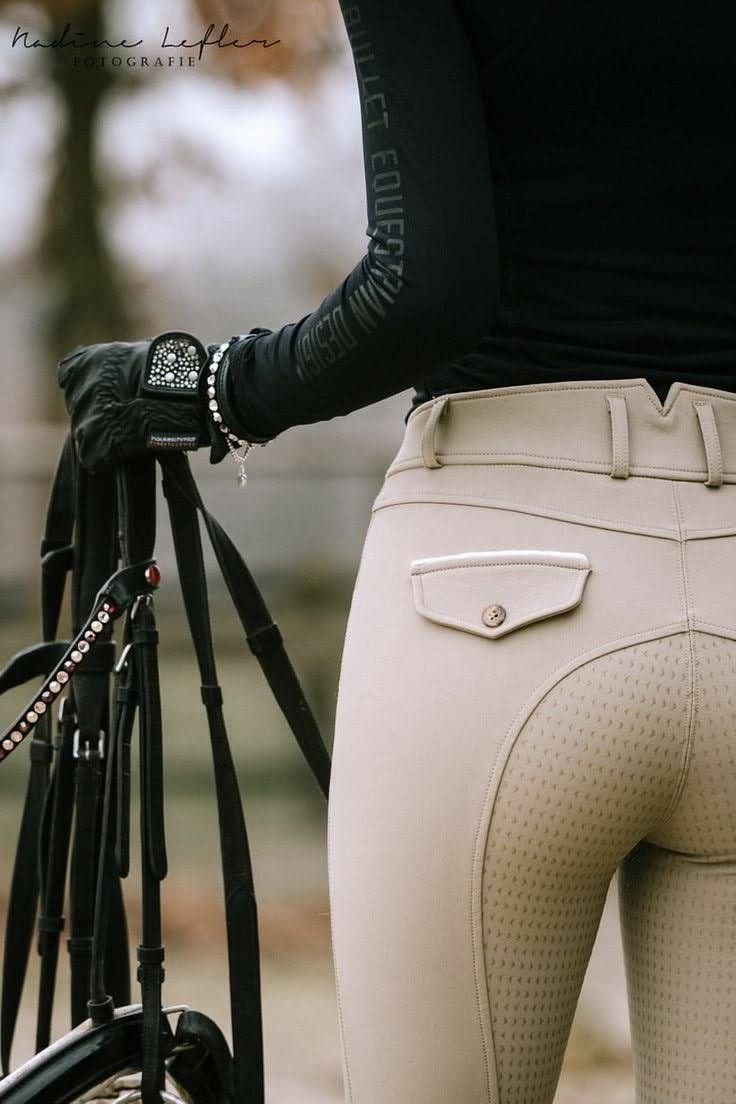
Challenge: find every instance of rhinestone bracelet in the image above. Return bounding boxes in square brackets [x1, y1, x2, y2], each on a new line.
[206, 337, 266, 488]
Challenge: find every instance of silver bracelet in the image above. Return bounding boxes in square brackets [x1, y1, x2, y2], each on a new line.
[207, 337, 266, 488]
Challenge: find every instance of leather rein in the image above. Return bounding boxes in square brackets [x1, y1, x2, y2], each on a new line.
[0, 442, 331, 1103]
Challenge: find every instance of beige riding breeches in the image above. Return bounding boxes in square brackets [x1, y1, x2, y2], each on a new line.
[327, 378, 736, 1104]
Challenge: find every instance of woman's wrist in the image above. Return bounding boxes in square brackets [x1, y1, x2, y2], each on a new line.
[216, 337, 273, 445]
[200, 335, 271, 487]
[223, 328, 284, 441]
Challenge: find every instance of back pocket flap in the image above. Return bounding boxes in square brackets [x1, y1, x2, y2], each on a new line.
[410, 549, 591, 639]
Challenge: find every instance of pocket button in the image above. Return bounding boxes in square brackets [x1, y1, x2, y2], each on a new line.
[482, 604, 506, 628]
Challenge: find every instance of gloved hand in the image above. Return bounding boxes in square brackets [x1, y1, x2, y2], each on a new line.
[57, 333, 227, 472]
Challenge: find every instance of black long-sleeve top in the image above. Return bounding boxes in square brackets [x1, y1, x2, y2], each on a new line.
[228, 0, 736, 440]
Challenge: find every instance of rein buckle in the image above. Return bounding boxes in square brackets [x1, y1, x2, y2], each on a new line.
[72, 728, 105, 761]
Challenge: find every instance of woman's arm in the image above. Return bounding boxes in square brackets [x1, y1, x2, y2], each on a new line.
[227, 0, 499, 439]
[56, 1, 499, 472]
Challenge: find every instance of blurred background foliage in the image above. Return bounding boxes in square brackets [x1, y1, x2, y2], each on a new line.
[0, 1, 636, 1097]
[0, 0, 342, 417]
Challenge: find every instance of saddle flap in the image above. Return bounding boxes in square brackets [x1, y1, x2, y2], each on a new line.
[410, 549, 592, 640]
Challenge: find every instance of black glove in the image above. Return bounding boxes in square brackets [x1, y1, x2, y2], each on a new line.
[57, 332, 227, 472]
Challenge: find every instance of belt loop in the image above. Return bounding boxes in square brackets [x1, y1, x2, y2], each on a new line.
[694, 401, 724, 487]
[605, 393, 630, 478]
[421, 395, 451, 469]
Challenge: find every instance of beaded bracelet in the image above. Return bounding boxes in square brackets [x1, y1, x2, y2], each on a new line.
[206, 336, 267, 488]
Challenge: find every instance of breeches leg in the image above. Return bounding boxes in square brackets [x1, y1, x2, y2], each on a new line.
[327, 470, 736, 1103]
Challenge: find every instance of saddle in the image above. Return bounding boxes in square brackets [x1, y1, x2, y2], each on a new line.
[0, 441, 331, 1102]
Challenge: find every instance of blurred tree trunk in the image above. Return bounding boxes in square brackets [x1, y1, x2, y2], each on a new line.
[7, 0, 340, 421]
[40, 0, 130, 420]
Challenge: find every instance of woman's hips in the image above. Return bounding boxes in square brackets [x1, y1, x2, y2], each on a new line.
[341, 378, 736, 804]
[326, 377, 736, 1102]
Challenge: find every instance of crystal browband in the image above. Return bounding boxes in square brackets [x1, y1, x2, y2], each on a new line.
[0, 561, 161, 764]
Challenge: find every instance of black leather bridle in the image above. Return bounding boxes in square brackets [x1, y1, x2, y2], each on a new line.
[0, 441, 331, 1103]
